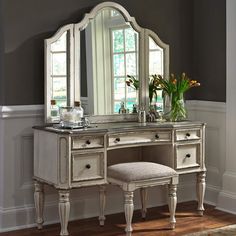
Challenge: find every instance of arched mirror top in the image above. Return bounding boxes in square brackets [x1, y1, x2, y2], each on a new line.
[44, 1, 169, 123]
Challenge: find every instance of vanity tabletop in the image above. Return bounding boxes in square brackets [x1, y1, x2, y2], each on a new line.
[33, 120, 205, 135]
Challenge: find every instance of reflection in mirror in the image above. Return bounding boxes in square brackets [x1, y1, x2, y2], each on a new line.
[50, 32, 68, 108]
[80, 8, 139, 116]
[149, 36, 164, 111]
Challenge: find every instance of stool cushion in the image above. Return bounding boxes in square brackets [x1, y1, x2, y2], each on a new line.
[108, 162, 177, 182]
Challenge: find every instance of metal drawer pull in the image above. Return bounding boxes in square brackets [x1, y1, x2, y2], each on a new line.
[86, 140, 91, 145]
[115, 137, 120, 142]
[186, 153, 191, 158]
[86, 164, 91, 169]
[155, 134, 159, 139]
[186, 133, 191, 137]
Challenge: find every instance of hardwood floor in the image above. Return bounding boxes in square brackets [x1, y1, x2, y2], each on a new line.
[1, 201, 236, 236]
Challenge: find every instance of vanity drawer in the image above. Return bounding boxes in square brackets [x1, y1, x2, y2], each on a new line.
[175, 144, 200, 169]
[71, 152, 105, 182]
[71, 136, 104, 149]
[108, 131, 171, 147]
[175, 129, 201, 141]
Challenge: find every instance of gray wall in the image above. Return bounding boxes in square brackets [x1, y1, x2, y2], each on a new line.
[191, 0, 226, 101]
[0, 0, 225, 105]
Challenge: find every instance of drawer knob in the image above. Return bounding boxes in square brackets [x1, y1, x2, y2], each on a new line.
[155, 134, 159, 139]
[186, 133, 191, 137]
[86, 140, 91, 145]
[186, 153, 191, 158]
[115, 137, 120, 142]
[86, 164, 91, 169]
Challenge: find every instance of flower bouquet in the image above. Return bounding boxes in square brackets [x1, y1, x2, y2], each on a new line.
[151, 73, 200, 121]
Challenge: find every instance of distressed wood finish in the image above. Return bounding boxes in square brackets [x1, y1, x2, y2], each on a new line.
[33, 120, 206, 235]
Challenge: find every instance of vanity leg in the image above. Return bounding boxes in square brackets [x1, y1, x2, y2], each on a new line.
[98, 185, 106, 226]
[196, 171, 206, 216]
[140, 188, 148, 219]
[168, 184, 177, 229]
[34, 181, 44, 229]
[124, 191, 134, 236]
[58, 190, 70, 236]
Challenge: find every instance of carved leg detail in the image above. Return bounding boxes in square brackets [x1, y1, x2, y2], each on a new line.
[197, 171, 206, 216]
[99, 185, 106, 226]
[59, 190, 70, 236]
[168, 184, 177, 229]
[124, 191, 134, 235]
[34, 181, 44, 229]
[140, 188, 148, 219]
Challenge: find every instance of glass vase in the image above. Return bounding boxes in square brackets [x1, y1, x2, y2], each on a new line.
[169, 92, 187, 122]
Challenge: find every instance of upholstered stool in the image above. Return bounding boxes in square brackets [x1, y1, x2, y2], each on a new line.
[99, 162, 178, 235]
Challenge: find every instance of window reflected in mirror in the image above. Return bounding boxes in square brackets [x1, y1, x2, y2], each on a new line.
[80, 8, 139, 116]
[149, 36, 164, 112]
[50, 31, 68, 108]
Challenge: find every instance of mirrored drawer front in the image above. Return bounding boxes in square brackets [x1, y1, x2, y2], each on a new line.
[176, 144, 200, 169]
[108, 131, 171, 147]
[175, 129, 201, 141]
[71, 152, 105, 182]
[71, 136, 104, 149]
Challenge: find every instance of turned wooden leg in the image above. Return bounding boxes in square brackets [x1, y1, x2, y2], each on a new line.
[140, 188, 148, 219]
[168, 184, 177, 229]
[59, 190, 70, 236]
[197, 171, 206, 216]
[124, 191, 134, 236]
[34, 180, 44, 229]
[98, 185, 106, 226]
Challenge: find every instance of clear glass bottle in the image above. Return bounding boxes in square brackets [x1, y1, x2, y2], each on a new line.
[73, 101, 84, 123]
[50, 99, 59, 118]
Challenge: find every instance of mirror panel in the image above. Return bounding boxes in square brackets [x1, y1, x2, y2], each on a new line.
[148, 36, 164, 111]
[45, 2, 169, 123]
[79, 8, 139, 116]
[50, 32, 68, 108]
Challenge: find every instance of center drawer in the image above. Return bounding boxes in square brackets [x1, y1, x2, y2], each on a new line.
[108, 130, 171, 147]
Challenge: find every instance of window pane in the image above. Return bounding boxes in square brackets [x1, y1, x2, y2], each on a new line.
[51, 32, 67, 52]
[125, 28, 136, 51]
[52, 77, 67, 101]
[52, 53, 67, 75]
[126, 53, 136, 75]
[149, 51, 162, 75]
[112, 30, 124, 53]
[113, 54, 125, 76]
[114, 77, 125, 100]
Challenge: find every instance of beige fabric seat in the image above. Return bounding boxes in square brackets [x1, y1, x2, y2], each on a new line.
[99, 162, 179, 236]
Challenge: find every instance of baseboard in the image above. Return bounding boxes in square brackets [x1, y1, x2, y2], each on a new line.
[217, 191, 236, 214]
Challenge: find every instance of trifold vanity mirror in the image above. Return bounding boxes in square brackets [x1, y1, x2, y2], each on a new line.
[45, 1, 169, 123]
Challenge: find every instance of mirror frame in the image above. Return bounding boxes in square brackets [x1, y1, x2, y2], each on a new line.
[44, 1, 169, 123]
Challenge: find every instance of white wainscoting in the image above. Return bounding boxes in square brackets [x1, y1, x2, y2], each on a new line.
[0, 101, 226, 232]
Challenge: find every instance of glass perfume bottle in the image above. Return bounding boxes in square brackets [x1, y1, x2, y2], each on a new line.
[73, 101, 84, 124]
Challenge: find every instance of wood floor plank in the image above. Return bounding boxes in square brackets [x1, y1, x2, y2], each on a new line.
[0, 201, 236, 236]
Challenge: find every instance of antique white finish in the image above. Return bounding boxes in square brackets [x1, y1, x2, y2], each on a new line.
[33, 121, 205, 235]
[100, 163, 178, 235]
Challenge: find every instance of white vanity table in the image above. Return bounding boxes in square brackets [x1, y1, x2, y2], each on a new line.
[34, 2, 206, 235]
[33, 121, 206, 235]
